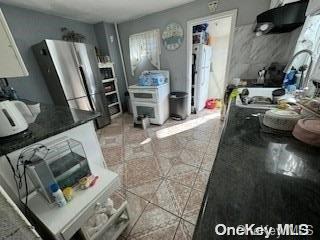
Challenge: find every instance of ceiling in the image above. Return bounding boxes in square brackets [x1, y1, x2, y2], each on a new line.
[0, 0, 195, 23]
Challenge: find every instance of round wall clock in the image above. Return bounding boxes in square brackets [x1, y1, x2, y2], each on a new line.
[162, 23, 184, 51]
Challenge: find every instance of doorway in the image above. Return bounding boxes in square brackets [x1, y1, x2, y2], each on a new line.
[186, 10, 237, 114]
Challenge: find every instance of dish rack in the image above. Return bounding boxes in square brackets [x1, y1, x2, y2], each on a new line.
[81, 200, 129, 240]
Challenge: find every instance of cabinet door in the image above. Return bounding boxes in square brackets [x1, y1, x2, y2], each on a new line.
[0, 9, 28, 77]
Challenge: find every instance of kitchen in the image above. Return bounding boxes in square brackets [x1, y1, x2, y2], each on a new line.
[0, 0, 319, 240]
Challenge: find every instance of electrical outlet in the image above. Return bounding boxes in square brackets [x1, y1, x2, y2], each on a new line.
[208, 1, 219, 13]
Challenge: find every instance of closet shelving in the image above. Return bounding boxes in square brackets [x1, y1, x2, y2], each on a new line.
[98, 62, 122, 119]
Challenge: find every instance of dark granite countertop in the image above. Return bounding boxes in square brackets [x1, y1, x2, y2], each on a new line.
[193, 103, 320, 239]
[0, 103, 100, 156]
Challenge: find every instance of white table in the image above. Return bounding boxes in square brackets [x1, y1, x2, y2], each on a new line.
[27, 164, 119, 240]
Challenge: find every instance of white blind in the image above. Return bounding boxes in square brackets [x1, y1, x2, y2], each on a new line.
[129, 29, 160, 76]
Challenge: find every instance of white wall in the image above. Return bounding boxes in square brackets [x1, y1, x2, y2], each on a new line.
[291, 15, 320, 72]
[208, 35, 230, 99]
[229, 24, 301, 81]
[290, 14, 320, 93]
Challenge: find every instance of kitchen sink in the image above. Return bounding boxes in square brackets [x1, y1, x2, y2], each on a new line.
[235, 87, 278, 109]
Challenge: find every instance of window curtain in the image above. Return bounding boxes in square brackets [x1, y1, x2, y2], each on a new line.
[289, 15, 320, 93]
[129, 29, 160, 76]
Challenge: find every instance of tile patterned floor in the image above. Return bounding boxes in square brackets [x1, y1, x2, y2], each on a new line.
[97, 109, 223, 240]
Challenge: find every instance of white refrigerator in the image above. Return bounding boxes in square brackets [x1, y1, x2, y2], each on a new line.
[193, 44, 212, 112]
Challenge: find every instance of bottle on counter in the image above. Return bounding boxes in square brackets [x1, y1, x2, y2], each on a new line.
[283, 67, 297, 92]
[50, 183, 67, 207]
[63, 187, 74, 202]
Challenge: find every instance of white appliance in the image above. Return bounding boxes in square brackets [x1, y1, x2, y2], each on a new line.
[129, 71, 170, 125]
[193, 44, 212, 112]
[0, 100, 29, 137]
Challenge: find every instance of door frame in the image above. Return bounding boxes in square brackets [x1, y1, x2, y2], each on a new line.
[186, 9, 238, 115]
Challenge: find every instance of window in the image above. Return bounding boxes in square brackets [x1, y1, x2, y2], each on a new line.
[292, 15, 320, 74]
[129, 29, 161, 76]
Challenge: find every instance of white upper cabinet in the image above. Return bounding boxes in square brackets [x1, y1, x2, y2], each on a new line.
[0, 8, 28, 78]
[306, 0, 320, 16]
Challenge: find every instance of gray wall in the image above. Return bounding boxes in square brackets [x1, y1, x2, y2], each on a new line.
[94, 22, 109, 56]
[104, 23, 127, 105]
[118, 0, 271, 91]
[0, 3, 98, 103]
[94, 22, 127, 105]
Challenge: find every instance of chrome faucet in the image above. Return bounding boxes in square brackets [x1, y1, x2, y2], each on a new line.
[283, 49, 313, 90]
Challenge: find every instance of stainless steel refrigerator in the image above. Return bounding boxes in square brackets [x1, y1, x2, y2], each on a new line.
[33, 39, 110, 128]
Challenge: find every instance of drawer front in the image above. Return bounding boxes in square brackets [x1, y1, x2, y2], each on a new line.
[129, 90, 158, 102]
[60, 184, 118, 240]
[132, 102, 159, 119]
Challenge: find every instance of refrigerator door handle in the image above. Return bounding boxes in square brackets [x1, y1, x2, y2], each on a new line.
[71, 42, 82, 66]
[72, 43, 102, 95]
[78, 65, 95, 111]
[201, 49, 206, 85]
[69, 44, 88, 93]
[75, 50, 83, 66]
[71, 43, 80, 66]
